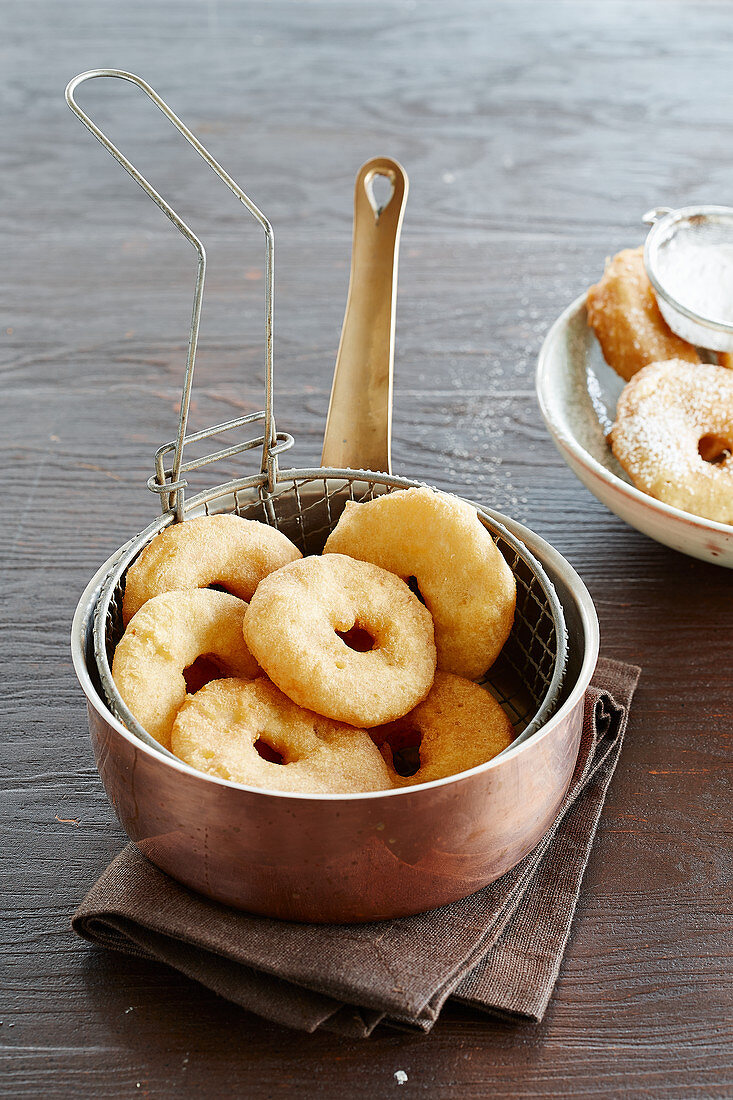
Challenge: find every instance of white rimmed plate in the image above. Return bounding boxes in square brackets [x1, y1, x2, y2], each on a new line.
[536, 294, 733, 568]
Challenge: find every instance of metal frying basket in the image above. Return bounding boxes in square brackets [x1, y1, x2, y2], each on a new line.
[68, 70, 567, 773]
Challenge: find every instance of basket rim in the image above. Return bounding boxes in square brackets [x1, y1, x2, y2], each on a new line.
[75, 472, 577, 801]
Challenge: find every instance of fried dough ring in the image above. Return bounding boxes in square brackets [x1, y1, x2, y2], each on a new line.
[171, 677, 394, 793]
[587, 246, 700, 382]
[122, 514, 302, 625]
[112, 589, 260, 749]
[609, 359, 733, 523]
[323, 487, 516, 680]
[371, 672, 514, 787]
[242, 554, 436, 727]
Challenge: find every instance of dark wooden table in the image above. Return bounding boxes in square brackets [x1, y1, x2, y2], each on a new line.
[3, 1, 732, 1096]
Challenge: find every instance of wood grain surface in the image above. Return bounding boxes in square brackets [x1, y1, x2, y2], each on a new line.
[2, 1, 732, 1096]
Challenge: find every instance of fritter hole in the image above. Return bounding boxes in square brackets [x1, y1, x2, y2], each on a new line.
[183, 655, 223, 694]
[336, 624, 375, 652]
[698, 434, 733, 464]
[254, 738, 285, 765]
[370, 718, 423, 778]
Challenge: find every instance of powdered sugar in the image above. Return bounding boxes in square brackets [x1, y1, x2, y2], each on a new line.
[659, 239, 733, 327]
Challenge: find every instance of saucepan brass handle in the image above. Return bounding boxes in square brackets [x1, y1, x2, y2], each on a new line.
[321, 157, 409, 474]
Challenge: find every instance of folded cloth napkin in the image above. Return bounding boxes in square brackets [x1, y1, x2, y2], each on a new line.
[73, 657, 640, 1037]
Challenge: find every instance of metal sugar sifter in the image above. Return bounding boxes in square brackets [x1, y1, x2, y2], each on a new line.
[66, 69, 567, 763]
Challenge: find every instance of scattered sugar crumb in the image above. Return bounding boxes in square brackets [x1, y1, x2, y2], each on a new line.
[394, 1070, 408, 1085]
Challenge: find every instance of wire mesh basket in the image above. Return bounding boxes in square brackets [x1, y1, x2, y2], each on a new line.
[92, 469, 567, 763]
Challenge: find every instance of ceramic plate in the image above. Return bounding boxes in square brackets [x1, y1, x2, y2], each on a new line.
[536, 294, 733, 568]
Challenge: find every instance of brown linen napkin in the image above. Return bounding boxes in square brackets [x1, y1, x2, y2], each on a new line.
[72, 657, 640, 1037]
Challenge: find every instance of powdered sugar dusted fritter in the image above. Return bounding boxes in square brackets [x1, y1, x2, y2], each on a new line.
[609, 359, 733, 524]
[587, 247, 700, 382]
[323, 487, 516, 680]
[171, 677, 394, 793]
[243, 554, 436, 727]
[371, 672, 514, 787]
[112, 589, 260, 749]
[122, 513, 302, 625]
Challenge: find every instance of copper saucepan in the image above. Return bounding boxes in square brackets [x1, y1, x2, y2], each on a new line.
[69, 71, 599, 922]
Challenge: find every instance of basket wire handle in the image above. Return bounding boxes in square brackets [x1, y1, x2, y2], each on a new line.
[65, 69, 284, 519]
